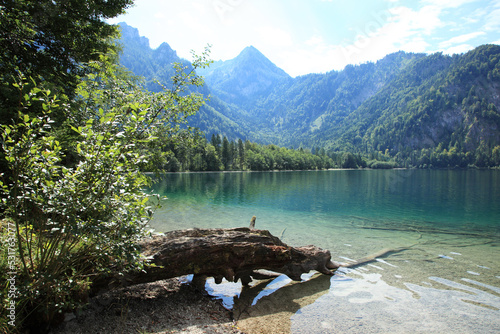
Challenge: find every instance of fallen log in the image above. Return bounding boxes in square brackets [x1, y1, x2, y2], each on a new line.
[93, 227, 339, 292]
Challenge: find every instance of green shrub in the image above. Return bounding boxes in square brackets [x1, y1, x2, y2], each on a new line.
[0, 50, 210, 331]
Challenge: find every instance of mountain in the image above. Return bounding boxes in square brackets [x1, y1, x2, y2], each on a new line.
[198, 46, 291, 107]
[117, 22, 249, 140]
[117, 23, 500, 167]
[321, 46, 500, 161]
[247, 51, 426, 145]
[202, 44, 500, 167]
[118, 22, 190, 92]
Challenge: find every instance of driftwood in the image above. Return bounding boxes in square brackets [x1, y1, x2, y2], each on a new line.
[93, 226, 339, 292]
[91, 215, 414, 295]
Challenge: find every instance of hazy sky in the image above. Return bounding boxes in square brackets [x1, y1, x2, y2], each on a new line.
[108, 0, 500, 77]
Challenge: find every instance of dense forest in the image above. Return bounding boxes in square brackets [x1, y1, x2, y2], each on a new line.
[322, 47, 500, 168]
[154, 133, 398, 172]
[118, 23, 500, 168]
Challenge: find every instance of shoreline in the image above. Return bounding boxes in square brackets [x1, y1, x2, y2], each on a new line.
[146, 168, 368, 175]
[50, 272, 331, 334]
[50, 278, 245, 334]
[145, 166, 499, 176]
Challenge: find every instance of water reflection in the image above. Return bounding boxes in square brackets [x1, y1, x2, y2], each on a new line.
[151, 170, 500, 234]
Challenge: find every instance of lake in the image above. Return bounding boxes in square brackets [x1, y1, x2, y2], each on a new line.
[149, 169, 500, 333]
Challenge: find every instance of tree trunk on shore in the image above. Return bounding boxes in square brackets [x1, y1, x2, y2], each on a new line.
[92, 227, 339, 293]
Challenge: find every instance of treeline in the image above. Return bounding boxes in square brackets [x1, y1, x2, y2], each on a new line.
[144, 130, 500, 172]
[394, 144, 500, 169]
[144, 133, 402, 172]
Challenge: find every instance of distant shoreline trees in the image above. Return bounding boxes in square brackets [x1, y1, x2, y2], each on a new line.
[145, 132, 500, 172]
[141, 133, 407, 172]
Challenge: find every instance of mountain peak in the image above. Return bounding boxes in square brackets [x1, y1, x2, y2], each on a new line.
[154, 42, 178, 60]
[118, 22, 150, 49]
[230, 46, 290, 80]
[201, 46, 290, 104]
[235, 46, 279, 67]
[239, 45, 262, 57]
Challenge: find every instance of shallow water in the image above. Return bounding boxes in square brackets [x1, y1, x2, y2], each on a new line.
[149, 170, 500, 333]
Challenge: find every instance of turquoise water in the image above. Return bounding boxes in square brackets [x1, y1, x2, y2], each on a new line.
[150, 170, 500, 333]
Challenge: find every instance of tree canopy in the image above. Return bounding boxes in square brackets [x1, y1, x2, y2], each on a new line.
[0, 0, 133, 124]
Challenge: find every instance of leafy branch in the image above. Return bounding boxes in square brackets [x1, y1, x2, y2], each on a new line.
[0, 47, 211, 329]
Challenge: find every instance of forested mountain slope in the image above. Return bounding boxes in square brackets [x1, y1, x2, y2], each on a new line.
[118, 22, 189, 92]
[248, 51, 425, 145]
[323, 45, 500, 167]
[118, 23, 249, 140]
[118, 23, 500, 167]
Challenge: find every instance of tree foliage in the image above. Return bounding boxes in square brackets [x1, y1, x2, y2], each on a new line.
[0, 44, 210, 332]
[0, 0, 133, 106]
[150, 134, 340, 172]
[0, 0, 136, 180]
[1, 78, 154, 329]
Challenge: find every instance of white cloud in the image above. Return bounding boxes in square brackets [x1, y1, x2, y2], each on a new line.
[443, 44, 475, 55]
[305, 35, 325, 47]
[399, 38, 431, 53]
[308, 0, 488, 72]
[439, 31, 486, 49]
[153, 12, 165, 19]
[278, 45, 347, 76]
[331, 5, 442, 66]
[484, 7, 500, 31]
[421, 0, 477, 9]
[467, 6, 488, 23]
[277, 4, 442, 74]
[389, 5, 444, 36]
[332, 0, 495, 67]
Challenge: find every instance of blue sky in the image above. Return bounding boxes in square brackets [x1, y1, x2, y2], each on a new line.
[108, 0, 500, 77]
